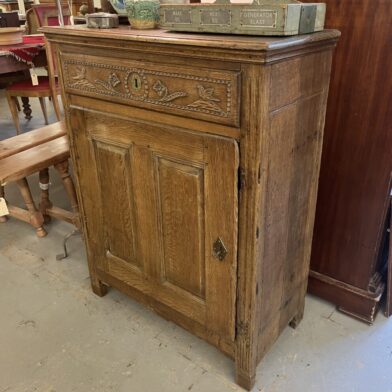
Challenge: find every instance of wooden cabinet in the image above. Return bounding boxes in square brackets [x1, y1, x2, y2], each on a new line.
[43, 26, 339, 390]
[303, 0, 392, 323]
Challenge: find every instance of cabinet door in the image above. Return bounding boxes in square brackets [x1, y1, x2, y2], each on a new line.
[71, 109, 238, 340]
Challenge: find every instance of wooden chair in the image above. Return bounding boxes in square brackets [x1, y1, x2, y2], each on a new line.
[0, 121, 80, 237]
[6, 40, 62, 134]
[26, 4, 71, 34]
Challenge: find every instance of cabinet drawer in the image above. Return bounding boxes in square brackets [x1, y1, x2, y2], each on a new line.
[61, 53, 240, 127]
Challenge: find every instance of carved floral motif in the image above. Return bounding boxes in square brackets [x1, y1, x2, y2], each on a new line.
[153, 80, 187, 103]
[95, 72, 121, 93]
[64, 59, 234, 120]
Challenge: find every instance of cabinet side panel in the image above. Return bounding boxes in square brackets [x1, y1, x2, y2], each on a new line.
[157, 158, 206, 299]
[256, 51, 333, 363]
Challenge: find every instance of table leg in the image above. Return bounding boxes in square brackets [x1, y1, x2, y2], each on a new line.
[21, 97, 32, 120]
[0, 185, 8, 223]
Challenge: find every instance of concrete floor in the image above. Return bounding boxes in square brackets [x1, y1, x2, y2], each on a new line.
[1, 90, 392, 392]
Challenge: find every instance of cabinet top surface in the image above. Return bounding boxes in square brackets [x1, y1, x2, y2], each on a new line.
[42, 25, 339, 52]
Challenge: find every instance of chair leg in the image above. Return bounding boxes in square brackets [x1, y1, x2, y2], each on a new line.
[39, 97, 49, 125]
[54, 160, 80, 228]
[16, 178, 47, 238]
[38, 168, 52, 224]
[6, 93, 21, 135]
[15, 98, 21, 112]
[21, 97, 32, 120]
[0, 185, 8, 223]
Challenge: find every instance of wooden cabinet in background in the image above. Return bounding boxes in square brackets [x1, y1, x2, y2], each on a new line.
[43, 26, 339, 390]
[304, 0, 392, 323]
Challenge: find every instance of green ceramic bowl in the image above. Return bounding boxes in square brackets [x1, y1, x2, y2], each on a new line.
[125, 0, 160, 29]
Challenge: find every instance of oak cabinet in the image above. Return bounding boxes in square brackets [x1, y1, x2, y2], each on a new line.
[43, 26, 339, 390]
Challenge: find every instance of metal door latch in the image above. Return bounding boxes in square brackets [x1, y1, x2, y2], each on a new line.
[213, 237, 228, 261]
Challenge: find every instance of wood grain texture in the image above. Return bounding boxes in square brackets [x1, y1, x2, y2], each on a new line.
[0, 136, 69, 184]
[0, 121, 65, 160]
[0, 124, 79, 236]
[94, 142, 139, 268]
[158, 159, 206, 299]
[75, 110, 239, 340]
[45, 26, 338, 390]
[303, 0, 392, 321]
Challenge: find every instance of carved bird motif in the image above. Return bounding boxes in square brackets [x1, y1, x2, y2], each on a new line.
[197, 85, 220, 102]
[72, 66, 86, 81]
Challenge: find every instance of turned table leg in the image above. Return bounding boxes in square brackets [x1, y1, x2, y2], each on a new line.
[0, 185, 8, 223]
[54, 160, 80, 227]
[38, 168, 53, 224]
[21, 97, 32, 120]
[16, 178, 47, 237]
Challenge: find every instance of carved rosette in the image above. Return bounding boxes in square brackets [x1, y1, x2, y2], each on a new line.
[62, 58, 237, 124]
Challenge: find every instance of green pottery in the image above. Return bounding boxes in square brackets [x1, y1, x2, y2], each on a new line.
[125, 0, 160, 29]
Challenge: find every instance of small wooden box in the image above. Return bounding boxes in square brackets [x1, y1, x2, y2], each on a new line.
[159, 0, 325, 36]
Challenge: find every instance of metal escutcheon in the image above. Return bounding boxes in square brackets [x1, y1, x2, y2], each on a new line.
[213, 237, 228, 261]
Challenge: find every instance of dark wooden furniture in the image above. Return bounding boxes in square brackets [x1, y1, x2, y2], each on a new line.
[304, 0, 392, 324]
[0, 36, 47, 123]
[0, 43, 46, 74]
[43, 25, 338, 390]
[0, 121, 79, 235]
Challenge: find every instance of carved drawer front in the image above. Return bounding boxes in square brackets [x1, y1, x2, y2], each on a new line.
[61, 53, 240, 127]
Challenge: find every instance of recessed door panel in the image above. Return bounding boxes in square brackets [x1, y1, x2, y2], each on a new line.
[93, 141, 140, 269]
[157, 157, 206, 299]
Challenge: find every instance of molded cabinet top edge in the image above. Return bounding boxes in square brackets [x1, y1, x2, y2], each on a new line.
[41, 26, 339, 53]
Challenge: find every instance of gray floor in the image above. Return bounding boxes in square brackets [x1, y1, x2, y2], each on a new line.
[1, 91, 392, 392]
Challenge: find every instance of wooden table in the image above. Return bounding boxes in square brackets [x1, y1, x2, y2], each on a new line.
[0, 38, 46, 120]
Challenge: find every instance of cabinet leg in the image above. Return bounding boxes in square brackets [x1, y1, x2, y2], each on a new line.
[91, 277, 108, 297]
[235, 366, 256, 391]
[38, 168, 53, 224]
[17, 178, 47, 237]
[235, 337, 257, 391]
[289, 298, 305, 329]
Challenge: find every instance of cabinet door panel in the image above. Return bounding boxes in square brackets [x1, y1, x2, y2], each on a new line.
[73, 109, 238, 340]
[157, 158, 206, 299]
[93, 141, 140, 269]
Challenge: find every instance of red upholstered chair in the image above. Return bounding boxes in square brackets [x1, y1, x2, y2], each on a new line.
[6, 40, 62, 134]
[6, 5, 70, 134]
[31, 4, 71, 28]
